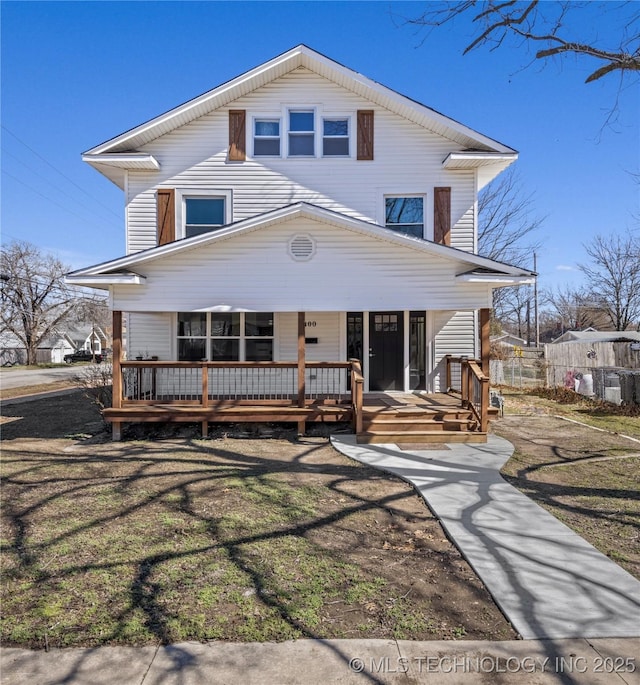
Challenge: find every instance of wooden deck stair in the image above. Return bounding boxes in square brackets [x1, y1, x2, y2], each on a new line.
[356, 396, 487, 444]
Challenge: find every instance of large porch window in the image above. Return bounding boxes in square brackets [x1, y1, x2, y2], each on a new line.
[177, 312, 274, 361]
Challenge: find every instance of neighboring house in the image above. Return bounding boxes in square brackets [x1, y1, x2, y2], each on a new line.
[66, 45, 534, 439]
[491, 333, 528, 350]
[48, 326, 109, 363]
[0, 327, 108, 365]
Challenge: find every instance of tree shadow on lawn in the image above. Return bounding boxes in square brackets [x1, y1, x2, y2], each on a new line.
[1, 417, 515, 684]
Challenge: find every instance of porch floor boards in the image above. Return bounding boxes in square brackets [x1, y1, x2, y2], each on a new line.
[105, 391, 487, 444]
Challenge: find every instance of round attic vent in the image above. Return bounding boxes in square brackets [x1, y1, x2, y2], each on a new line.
[288, 234, 316, 261]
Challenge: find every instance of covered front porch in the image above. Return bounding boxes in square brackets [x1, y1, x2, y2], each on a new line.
[107, 310, 492, 442]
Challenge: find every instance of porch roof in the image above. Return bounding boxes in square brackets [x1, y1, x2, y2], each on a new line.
[66, 202, 535, 290]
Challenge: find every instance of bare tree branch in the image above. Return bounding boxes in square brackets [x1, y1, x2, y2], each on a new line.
[401, 1, 640, 85]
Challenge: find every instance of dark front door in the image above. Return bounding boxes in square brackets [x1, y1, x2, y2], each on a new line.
[369, 312, 404, 391]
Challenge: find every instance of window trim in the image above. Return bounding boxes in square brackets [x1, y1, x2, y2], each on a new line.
[379, 192, 429, 240]
[252, 116, 282, 158]
[250, 108, 354, 160]
[175, 188, 233, 239]
[175, 312, 275, 362]
[321, 116, 351, 158]
[287, 108, 316, 158]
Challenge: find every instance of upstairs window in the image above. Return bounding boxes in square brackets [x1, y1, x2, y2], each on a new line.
[254, 119, 280, 156]
[184, 197, 225, 238]
[385, 196, 424, 239]
[322, 118, 349, 156]
[288, 110, 315, 156]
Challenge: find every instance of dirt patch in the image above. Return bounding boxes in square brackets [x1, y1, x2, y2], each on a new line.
[493, 413, 640, 579]
[1, 392, 515, 648]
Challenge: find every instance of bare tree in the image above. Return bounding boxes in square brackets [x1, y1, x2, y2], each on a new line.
[0, 241, 79, 364]
[478, 168, 543, 264]
[477, 168, 543, 332]
[543, 284, 609, 332]
[402, 1, 640, 85]
[578, 231, 640, 331]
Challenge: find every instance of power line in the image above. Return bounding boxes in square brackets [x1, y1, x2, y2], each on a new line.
[2, 169, 120, 232]
[2, 147, 121, 229]
[1, 124, 122, 220]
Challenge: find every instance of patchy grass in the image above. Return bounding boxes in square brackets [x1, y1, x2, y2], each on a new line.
[1, 395, 515, 648]
[499, 386, 640, 439]
[493, 392, 640, 579]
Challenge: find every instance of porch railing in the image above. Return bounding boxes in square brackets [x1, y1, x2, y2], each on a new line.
[116, 360, 363, 418]
[445, 356, 490, 432]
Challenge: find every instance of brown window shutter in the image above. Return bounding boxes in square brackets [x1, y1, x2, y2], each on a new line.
[229, 110, 246, 161]
[357, 110, 374, 160]
[157, 189, 175, 246]
[433, 187, 451, 246]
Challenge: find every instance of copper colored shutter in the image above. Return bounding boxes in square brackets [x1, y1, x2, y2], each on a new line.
[157, 189, 175, 245]
[357, 110, 374, 160]
[434, 187, 451, 246]
[229, 110, 246, 161]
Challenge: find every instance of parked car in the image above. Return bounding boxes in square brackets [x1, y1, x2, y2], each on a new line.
[63, 350, 103, 364]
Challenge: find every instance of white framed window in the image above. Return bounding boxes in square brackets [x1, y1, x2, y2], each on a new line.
[176, 312, 274, 361]
[322, 117, 349, 157]
[288, 109, 315, 156]
[384, 195, 425, 239]
[253, 118, 281, 157]
[175, 189, 232, 239]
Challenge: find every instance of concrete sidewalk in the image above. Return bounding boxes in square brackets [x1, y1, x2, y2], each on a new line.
[2, 637, 639, 684]
[331, 435, 640, 641]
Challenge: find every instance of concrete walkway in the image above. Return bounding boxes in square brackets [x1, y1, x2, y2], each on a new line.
[2, 637, 639, 684]
[331, 435, 640, 641]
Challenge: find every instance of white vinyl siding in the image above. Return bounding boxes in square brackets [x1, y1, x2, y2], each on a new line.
[111, 218, 492, 314]
[127, 312, 173, 360]
[277, 312, 341, 361]
[432, 310, 477, 392]
[125, 69, 476, 255]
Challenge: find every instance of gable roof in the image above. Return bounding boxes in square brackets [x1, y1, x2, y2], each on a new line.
[66, 202, 535, 289]
[83, 45, 517, 187]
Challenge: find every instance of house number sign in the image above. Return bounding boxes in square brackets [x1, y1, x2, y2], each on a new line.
[305, 321, 317, 327]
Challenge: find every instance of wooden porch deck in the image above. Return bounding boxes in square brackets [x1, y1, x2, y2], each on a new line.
[104, 388, 489, 444]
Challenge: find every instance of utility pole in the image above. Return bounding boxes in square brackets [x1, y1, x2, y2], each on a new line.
[534, 253, 540, 348]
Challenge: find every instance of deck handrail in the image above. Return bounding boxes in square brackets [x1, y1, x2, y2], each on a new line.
[445, 355, 490, 432]
[349, 358, 364, 434]
[115, 359, 362, 415]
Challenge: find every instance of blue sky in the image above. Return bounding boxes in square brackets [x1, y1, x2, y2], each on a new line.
[1, 1, 638, 293]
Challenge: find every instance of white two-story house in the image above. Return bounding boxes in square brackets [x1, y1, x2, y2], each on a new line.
[67, 45, 534, 440]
